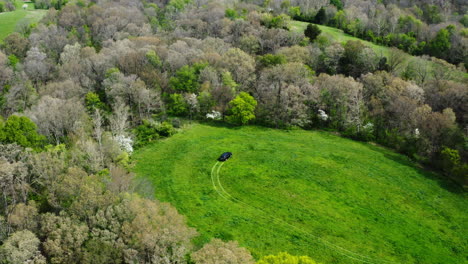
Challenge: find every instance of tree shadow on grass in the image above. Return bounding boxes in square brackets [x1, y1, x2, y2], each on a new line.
[198, 120, 244, 130]
[364, 143, 464, 194]
[199, 120, 299, 132]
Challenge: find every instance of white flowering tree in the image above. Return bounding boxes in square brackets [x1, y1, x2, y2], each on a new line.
[318, 109, 328, 121]
[206, 110, 222, 120]
[115, 135, 133, 153]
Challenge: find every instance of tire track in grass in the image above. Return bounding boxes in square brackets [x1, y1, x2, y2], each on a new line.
[212, 161, 398, 264]
[210, 161, 230, 201]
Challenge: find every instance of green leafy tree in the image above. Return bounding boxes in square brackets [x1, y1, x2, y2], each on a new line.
[330, 0, 343, 10]
[145, 50, 162, 68]
[428, 28, 451, 58]
[0, 115, 44, 148]
[167, 93, 188, 116]
[288, 6, 301, 18]
[304, 24, 322, 42]
[422, 4, 442, 24]
[439, 147, 468, 183]
[225, 8, 239, 20]
[257, 252, 319, 264]
[221, 71, 239, 90]
[7, 55, 19, 70]
[261, 14, 291, 29]
[167, 0, 192, 11]
[226, 92, 257, 125]
[258, 54, 287, 68]
[85, 92, 105, 113]
[460, 14, 468, 27]
[332, 10, 346, 29]
[169, 63, 207, 93]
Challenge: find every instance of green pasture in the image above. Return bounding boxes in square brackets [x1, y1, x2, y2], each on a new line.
[0, 2, 46, 41]
[133, 124, 467, 264]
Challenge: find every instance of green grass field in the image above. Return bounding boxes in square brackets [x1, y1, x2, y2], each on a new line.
[0, 2, 47, 41]
[290, 21, 467, 81]
[133, 123, 467, 264]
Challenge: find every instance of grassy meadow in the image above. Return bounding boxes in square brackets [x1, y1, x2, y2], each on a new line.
[0, 2, 46, 41]
[132, 123, 467, 264]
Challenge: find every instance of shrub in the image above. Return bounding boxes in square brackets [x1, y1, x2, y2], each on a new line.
[439, 147, 468, 184]
[134, 120, 176, 147]
[192, 239, 254, 264]
[257, 252, 319, 264]
[166, 93, 188, 116]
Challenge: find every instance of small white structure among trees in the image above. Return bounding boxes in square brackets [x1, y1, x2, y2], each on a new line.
[22, 4, 28, 10]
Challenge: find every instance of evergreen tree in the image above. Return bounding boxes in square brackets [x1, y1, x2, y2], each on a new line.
[304, 24, 322, 42]
[314, 8, 326, 24]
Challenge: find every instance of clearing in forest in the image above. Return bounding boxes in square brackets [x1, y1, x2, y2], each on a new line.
[0, 2, 46, 41]
[133, 123, 466, 264]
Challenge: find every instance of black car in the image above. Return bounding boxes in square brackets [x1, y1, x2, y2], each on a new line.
[218, 152, 232, 161]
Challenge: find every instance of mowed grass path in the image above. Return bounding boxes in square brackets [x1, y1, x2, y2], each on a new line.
[290, 21, 467, 80]
[133, 124, 467, 264]
[0, 2, 46, 41]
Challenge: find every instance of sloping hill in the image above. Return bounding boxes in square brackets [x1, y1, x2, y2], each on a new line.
[132, 124, 466, 264]
[291, 21, 389, 56]
[0, 2, 46, 41]
[290, 21, 467, 81]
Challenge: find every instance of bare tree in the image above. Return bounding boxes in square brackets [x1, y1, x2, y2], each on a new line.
[110, 100, 130, 137]
[93, 109, 104, 167]
[0, 157, 29, 237]
[107, 165, 135, 194]
[27, 96, 86, 144]
[413, 56, 431, 85]
[24, 47, 53, 86]
[257, 63, 316, 127]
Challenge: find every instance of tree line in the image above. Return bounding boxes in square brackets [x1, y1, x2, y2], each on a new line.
[0, 0, 466, 263]
[264, 0, 467, 68]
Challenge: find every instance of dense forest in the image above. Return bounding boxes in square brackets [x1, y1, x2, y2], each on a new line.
[0, 0, 466, 263]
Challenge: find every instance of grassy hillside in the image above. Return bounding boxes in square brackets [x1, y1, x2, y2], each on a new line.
[291, 21, 389, 56]
[290, 21, 467, 80]
[0, 2, 46, 41]
[132, 123, 467, 264]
